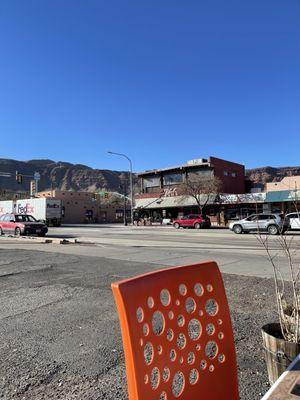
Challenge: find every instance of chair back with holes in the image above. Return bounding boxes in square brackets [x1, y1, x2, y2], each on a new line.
[111, 261, 239, 400]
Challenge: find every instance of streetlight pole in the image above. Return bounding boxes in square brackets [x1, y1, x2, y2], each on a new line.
[108, 151, 134, 225]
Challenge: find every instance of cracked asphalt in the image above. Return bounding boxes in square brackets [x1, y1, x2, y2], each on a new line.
[0, 247, 278, 399]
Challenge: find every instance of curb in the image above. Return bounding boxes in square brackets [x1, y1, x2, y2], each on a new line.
[0, 235, 77, 245]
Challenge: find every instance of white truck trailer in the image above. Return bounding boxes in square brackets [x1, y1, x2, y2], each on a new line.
[0, 200, 15, 216]
[16, 198, 62, 226]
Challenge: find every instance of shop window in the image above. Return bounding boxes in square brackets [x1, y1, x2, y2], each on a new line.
[232, 172, 237, 178]
[224, 171, 228, 176]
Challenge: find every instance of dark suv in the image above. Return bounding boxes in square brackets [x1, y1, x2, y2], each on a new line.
[0, 213, 48, 237]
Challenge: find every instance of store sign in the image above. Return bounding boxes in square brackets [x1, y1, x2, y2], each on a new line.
[160, 188, 178, 197]
[218, 193, 266, 204]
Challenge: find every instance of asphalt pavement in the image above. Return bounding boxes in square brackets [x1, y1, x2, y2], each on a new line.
[0, 225, 299, 399]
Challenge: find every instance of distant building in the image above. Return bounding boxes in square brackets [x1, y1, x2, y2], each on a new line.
[37, 190, 130, 224]
[138, 156, 245, 195]
[134, 157, 255, 223]
[266, 176, 300, 192]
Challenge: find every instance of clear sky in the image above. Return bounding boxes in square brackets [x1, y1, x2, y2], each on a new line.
[0, 0, 299, 172]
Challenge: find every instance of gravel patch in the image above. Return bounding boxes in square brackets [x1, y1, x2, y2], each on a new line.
[0, 249, 279, 399]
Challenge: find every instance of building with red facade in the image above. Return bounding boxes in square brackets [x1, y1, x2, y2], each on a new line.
[134, 157, 263, 223]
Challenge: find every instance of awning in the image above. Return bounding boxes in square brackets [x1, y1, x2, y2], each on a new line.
[266, 190, 300, 203]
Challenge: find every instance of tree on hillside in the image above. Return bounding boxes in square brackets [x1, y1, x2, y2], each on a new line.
[180, 172, 222, 214]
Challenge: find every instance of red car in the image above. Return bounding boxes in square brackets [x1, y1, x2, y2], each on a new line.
[0, 213, 48, 237]
[173, 214, 211, 229]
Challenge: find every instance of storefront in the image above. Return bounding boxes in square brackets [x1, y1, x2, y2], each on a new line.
[134, 192, 266, 224]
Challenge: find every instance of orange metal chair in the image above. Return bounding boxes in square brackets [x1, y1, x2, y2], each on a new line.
[111, 261, 239, 400]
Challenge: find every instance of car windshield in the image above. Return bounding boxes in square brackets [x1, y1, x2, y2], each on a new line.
[15, 215, 37, 222]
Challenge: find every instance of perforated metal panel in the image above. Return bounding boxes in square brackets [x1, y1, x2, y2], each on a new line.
[112, 261, 239, 400]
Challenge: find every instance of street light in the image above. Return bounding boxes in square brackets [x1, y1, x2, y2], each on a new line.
[108, 151, 134, 225]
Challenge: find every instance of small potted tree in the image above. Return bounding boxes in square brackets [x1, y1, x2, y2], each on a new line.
[258, 208, 300, 383]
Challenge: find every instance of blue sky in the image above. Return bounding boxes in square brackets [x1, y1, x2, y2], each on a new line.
[0, 0, 299, 172]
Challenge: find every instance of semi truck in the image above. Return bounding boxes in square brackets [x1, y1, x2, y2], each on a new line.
[15, 198, 62, 226]
[0, 200, 15, 216]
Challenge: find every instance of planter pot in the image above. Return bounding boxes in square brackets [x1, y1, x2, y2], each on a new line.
[262, 323, 300, 384]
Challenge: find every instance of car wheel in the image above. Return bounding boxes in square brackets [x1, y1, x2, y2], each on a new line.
[233, 224, 243, 234]
[268, 224, 279, 235]
[174, 223, 180, 229]
[15, 227, 21, 237]
[194, 222, 201, 229]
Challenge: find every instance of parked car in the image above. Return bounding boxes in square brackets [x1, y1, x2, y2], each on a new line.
[285, 212, 300, 230]
[173, 214, 211, 229]
[0, 213, 48, 237]
[229, 213, 288, 235]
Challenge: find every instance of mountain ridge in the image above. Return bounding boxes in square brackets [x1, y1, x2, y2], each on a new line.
[0, 158, 300, 193]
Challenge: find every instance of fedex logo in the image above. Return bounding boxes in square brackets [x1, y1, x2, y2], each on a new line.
[17, 203, 34, 214]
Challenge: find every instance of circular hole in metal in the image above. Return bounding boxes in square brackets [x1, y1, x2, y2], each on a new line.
[206, 323, 215, 336]
[179, 284, 187, 296]
[170, 349, 177, 362]
[218, 353, 225, 363]
[200, 360, 207, 370]
[205, 341, 218, 360]
[167, 328, 174, 342]
[185, 297, 196, 314]
[143, 323, 149, 336]
[176, 299, 180, 306]
[150, 367, 160, 390]
[199, 310, 204, 317]
[217, 319, 223, 325]
[177, 314, 185, 327]
[172, 371, 185, 398]
[189, 368, 199, 385]
[144, 342, 154, 365]
[160, 391, 167, 400]
[136, 307, 144, 323]
[187, 352, 195, 365]
[148, 297, 154, 308]
[152, 311, 165, 336]
[176, 333, 187, 350]
[157, 345, 163, 355]
[168, 311, 174, 320]
[140, 338, 144, 346]
[144, 374, 149, 384]
[179, 356, 184, 364]
[209, 365, 215, 372]
[194, 283, 204, 296]
[206, 284, 213, 292]
[196, 344, 201, 351]
[160, 289, 171, 306]
[188, 319, 202, 341]
[205, 299, 218, 316]
[218, 332, 224, 340]
[163, 367, 170, 382]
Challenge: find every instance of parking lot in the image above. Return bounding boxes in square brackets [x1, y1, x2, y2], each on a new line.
[0, 225, 300, 399]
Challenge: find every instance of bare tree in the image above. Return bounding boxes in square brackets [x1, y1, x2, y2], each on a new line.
[255, 188, 300, 343]
[180, 172, 222, 214]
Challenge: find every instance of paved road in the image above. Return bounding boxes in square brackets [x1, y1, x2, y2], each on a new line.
[1, 224, 299, 279]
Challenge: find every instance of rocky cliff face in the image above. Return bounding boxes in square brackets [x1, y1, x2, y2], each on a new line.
[246, 166, 300, 185]
[1, 158, 299, 195]
[0, 158, 135, 193]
